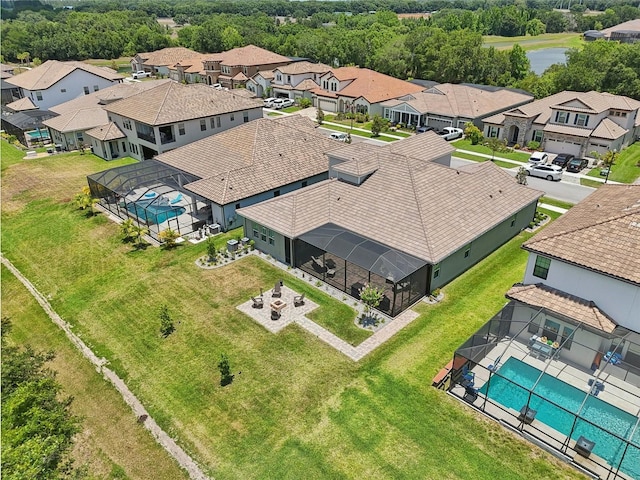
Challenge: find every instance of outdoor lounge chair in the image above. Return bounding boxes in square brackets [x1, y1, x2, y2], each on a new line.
[170, 193, 183, 205]
[251, 296, 264, 309]
[294, 293, 305, 307]
[272, 281, 282, 298]
[461, 365, 475, 387]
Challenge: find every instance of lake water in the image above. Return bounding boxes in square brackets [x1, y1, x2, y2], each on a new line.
[527, 48, 568, 75]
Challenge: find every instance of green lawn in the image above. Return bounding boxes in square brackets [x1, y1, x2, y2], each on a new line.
[320, 123, 408, 141]
[453, 151, 518, 169]
[586, 143, 640, 184]
[323, 115, 411, 139]
[539, 196, 574, 210]
[580, 178, 603, 188]
[483, 32, 583, 51]
[1, 141, 585, 480]
[452, 139, 531, 162]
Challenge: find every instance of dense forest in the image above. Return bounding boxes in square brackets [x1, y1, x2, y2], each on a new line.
[1, 0, 640, 98]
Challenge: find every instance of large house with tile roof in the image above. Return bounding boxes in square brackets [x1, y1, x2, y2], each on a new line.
[4, 60, 123, 111]
[98, 81, 263, 161]
[269, 61, 333, 101]
[482, 90, 640, 159]
[43, 80, 170, 153]
[167, 53, 209, 84]
[130, 47, 199, 77]
[380, 83, 534, 131]
[311, 66, 425, 115]
[238, 131, 543, 316]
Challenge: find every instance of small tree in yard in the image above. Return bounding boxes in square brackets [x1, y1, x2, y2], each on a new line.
[206, 237, 217, 261]
[159, 228, 180, 248]
[359, 283, 384, 317]
[464, 122, 483, 145]
[316, 106, 324, 125]
[159, 304, 175, 337]
[218, 353, 233, 386]
[120, 218, 135, 241]
[74, 186, 98, 215]
[516, 166, 528, 185]
[371, 114, 384, 137]
[131, 224, 149, 249]
[484, 137, 506, 161]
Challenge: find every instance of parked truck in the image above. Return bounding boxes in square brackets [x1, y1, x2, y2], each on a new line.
[438, 127, 464, 141]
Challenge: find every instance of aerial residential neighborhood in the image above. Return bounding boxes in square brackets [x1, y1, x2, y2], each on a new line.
[2, 2, 640, 480]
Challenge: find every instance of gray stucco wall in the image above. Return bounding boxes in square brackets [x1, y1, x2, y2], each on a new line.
[430, 200, 538, 291]
[241, 218, 288, 263]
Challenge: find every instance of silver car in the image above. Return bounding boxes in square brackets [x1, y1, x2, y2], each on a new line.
[524, 163, 563, 181]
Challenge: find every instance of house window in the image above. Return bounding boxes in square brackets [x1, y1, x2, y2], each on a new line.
[261, 226, 267, 242]
[243, 111, 249, 123]
[76, 132, 84, 142]
[268, 229, 275, 245]
[533, 130, 543, 143]
[555, 111, 569, 124]
[561, 327, 574, 350]
[527, 317, 540, 334]
[36, 91, 43, 101]
[93, 85, 99, 92]
[323, 81, 328, 89]
[488, 126, 499, 138]
[433, 264, 440, 279]
[542, 319, 560, 342]
[178, 123, 185, 135]
[60, 88, 66, 93]
[122, 141, 126, 152]
[302, 181, 307, 187]
[510, 215, 516, 227]
[287, 75, 291, 83]
[123, 119, 132, 130]
[533, 255, 551, 279]
[210, 117, 215, 128]
[574, 114, 589, 127]
[200, 119, 206, 131]
[230, 113, 235, 122]
[216, 117, 221, 128]
[330, 82, 337, 92]
[276, 74, 282, 81]
[252, 222, 260, 239]
[273, 190, 280, 197]
[83, 86, 90, 95]
[222, 66, 231, 74]
[464, 245, 471, 258]
[235, 203, 240, 209]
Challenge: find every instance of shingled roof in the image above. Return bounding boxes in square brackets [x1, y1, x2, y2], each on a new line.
[523, 185, 640, 285]
[154, 115, 342, 204]
[5, 60, 122, 90]
[239, 133, 543, 264]
[104, 82, 262, 126]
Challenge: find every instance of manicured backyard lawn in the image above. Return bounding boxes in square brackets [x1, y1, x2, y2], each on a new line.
[585, 143, 640, 184]
[452, 139, 531, 162]
[1, 141, 585, 480]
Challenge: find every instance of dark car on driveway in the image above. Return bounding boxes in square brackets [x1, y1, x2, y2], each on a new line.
[551, 153, 574, 168]
[565, 158, 589, 173]
[416, 125, 435, 134]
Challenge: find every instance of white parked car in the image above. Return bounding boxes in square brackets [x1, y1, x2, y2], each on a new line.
[528, 151, 549, 164]
[132, 70, 149, 79]
[263, 97, 277, 108]
[438, 127, 464, 140]
[212, 83, 223, 90]
[524, 163, 563, 181]
[272, 98, 294, 109]
[330, 132, 349, 142]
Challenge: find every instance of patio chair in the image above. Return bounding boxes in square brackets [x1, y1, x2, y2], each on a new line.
[294, 293, 305, 307]
[170, 192, 183, 205]
[311, 255, 324, 270]
[461, 365, 475, 387]
[272, 281, 282, 298]
[251, 296, 264, 309]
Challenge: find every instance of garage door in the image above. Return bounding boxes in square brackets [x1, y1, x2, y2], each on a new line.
[319, 99, 337, 112]
[427, 118, 453, 131]
[545, 138, 581, 156]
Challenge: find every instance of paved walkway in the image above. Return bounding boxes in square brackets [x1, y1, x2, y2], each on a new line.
[538, 203, 568, 214]
[1, 255, 210, 480]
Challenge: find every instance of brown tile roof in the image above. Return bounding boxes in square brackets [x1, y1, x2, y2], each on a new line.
[104, 82, 263, 126]
[484, 90, 640, 125]
[155, 115, 342, 204]
[323, 67, 424, 104]
[6, 97, 37, 111]
[381, 84, 533, 119]
[542, 123, 592, 137]
[506, 283, 617, 333]
[255, 70, 275, 80]
[5, 60, 123, 90]
[601, 18, 640, 36]
[43, 107, 107, 133]
[591, 117, 628, 140]
[229, 88, 258, 99]
[206, 45, 290, 67]
[523, 185, 640, 285]
[276, 61, 332, 75]
[232, 71, 248, 81]
[138, 47, 199, 67]
[170, 54, 208, 74]
[239, 136, 543, 263]
[85, 122, 125, 141]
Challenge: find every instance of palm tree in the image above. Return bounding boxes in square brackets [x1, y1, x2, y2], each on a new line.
[159, 228, 180, 248]
[131, 224, 149, 248]
[120, 218, 135, 240]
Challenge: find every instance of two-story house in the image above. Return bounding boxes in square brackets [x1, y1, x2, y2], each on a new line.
[130, 47, 199, 77]
[483, 90, 640, 159]
[245, 70, 275, 98]
[4, 60, 123, 111]
[311, 67, 424, 116]
[269, 61, 332, 101]
[202, 45, 291, 89]
[90, 82, 263, 161]
[167, 54, 209, 84]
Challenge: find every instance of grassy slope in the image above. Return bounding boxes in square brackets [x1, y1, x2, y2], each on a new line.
[1, 141, 584, 479]
[586, 143, 640, 184]
[483, 32, 583, 51]
[1, 266, 190, 480]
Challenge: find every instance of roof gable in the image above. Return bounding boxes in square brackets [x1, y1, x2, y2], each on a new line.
[5, 60, 122, 91]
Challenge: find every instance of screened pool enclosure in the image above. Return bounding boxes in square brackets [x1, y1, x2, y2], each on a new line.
[87, 160, 211, 241]
[295, 223, 429, 317]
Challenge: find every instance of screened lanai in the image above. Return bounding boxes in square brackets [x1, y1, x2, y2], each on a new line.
[294, 223, 429, 316]
[446, 301, 640, 480]
[87, 159, 211, 241]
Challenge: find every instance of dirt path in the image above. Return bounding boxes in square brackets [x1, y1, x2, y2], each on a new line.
[1, 255, 211, 480]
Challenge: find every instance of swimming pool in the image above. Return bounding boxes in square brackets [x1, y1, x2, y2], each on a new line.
[26, 130, 50, 140]
[125, 198, 185, 225]
[480, 357, 640, 478]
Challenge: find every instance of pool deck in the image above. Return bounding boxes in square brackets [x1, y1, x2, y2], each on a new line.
[452, 338, 639, 480]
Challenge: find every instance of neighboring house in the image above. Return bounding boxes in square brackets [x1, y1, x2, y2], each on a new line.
[483, 90, 640, 159]
[167, 54, 208, 84]
[380, 83, 534, 131]
[270, 61, 332, 101]
[5, 96, 37, 112]
[600, 18, 640, 43]
[238, 132, 542, 316]
[1, 67, 21, 105]
[130, 47, 199, 77]
[87, 116, 341, 241]
[4, 60, 123, 111]
[311, 66, 425, 115]
[202, 45, 291, 89]
[97, 81, 263, 160]
[245, 69, 275, 98]
[43, 80, 170, 153]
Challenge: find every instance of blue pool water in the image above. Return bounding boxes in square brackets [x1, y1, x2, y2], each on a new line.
[480, 358, 640, 478]
[27, 130, 50, 140]
[125, 198, 185, 225]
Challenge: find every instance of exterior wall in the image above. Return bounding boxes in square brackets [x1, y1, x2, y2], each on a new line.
[242, 218, 288, 263]
[523, 254, 640, 331]
[88, 138, 128, 161]
[431, 201, 537, 291]
[25, 71, 120, 111]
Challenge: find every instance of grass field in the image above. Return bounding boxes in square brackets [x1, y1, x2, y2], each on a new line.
[483, 32, 583, 51]
[1, 141, 585, 480]
[453, 150, 518, 169]
[452, 139, 531, 162]
[585, 143, 640, 184]
[539, 196, 574, 210]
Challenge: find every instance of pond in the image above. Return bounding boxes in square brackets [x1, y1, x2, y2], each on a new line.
[526, 47, 568, 75]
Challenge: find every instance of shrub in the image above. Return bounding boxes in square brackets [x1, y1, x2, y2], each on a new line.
[159, 304, 175, 337]
[464, 122, 483, 145]
[527, 141, 541, 150]
[316, 107, 324, 125]
[299, 97, 312, 108]
[431, 288, 441, 297]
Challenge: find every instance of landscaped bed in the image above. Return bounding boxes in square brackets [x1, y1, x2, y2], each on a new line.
[1, 140, 584, 480]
